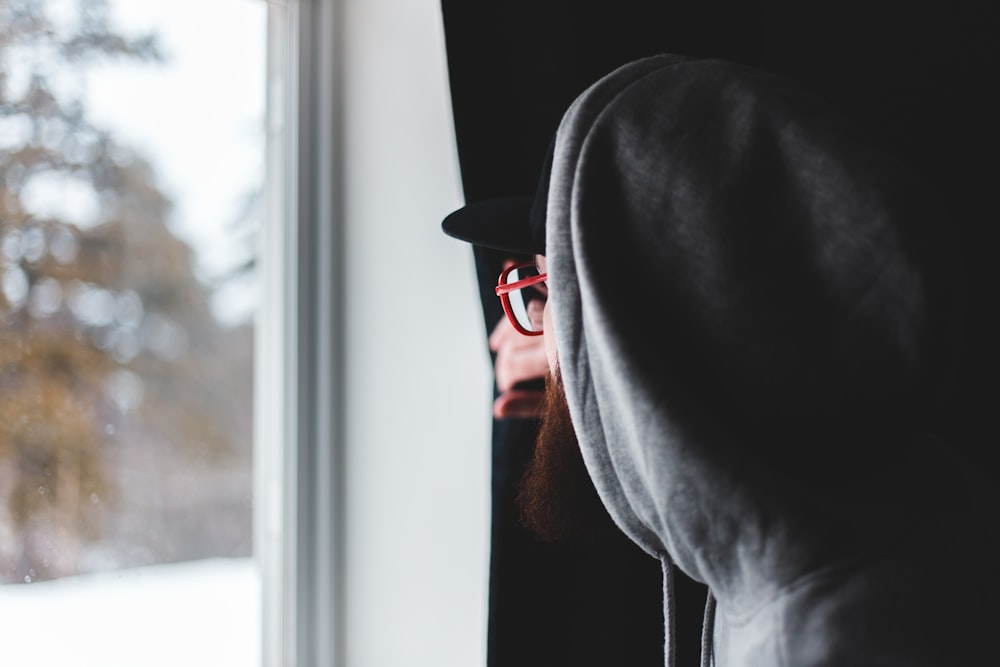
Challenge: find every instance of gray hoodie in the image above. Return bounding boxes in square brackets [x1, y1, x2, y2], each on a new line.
[546, 55, 1000, 666]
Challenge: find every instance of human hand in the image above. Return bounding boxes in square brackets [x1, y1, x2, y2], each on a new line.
[488, 302, 548, 420]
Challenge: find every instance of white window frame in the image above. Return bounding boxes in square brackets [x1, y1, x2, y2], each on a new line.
[255, 1, 344, 665]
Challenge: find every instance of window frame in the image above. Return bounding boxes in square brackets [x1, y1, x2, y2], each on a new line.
[255, 1, 345, 665]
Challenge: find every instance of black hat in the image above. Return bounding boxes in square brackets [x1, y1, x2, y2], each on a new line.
[441, 137, 554, 256]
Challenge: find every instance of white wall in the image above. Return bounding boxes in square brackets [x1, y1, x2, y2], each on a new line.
[341, 1, 492, 665]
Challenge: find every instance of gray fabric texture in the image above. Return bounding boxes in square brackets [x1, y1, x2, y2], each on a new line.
[546, 54, 999, 666]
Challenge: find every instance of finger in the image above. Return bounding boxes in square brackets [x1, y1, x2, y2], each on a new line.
[493, 389, 545, 420]
[494, 339, 549, 391]
[488, 316, 510, 351]
[489, 315, 537, 352]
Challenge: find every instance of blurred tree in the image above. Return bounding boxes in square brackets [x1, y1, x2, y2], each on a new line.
[0, 0, 256, 583]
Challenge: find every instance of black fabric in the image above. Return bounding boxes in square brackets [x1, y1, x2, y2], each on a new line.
[439, 2, 998, 665]
[486, 416, 679, 666]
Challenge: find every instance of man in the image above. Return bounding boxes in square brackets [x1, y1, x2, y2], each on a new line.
[444, 54, 999, 665]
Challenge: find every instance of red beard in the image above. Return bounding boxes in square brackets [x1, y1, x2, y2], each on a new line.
[516, 370, 617, 543]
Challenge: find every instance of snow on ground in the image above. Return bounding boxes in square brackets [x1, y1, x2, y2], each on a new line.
[0, 557, 259, 667]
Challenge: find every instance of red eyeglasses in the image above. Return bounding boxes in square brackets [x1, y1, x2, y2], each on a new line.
[495, 262, 547, 336]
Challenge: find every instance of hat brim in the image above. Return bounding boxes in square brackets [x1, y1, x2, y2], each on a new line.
[441, 196, 541, 256]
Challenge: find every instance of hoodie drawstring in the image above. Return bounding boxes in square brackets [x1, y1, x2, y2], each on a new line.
[662, 556, 676, 667]
[700, 589, 716, 667]
[662, 553, 716, 667]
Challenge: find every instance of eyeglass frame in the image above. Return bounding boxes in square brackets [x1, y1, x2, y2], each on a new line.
[495, 262, 548, 337]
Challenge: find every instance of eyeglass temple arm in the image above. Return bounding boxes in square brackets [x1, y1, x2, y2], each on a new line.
[495, 272, 548, 296]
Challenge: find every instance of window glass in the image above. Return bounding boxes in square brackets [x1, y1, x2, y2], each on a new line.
[0, 0, 265, 663]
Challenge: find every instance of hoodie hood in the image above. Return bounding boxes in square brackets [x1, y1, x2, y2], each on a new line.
[546, 54, 964, 605]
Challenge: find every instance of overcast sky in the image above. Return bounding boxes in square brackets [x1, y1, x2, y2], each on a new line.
[85, 0, 267, 324]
